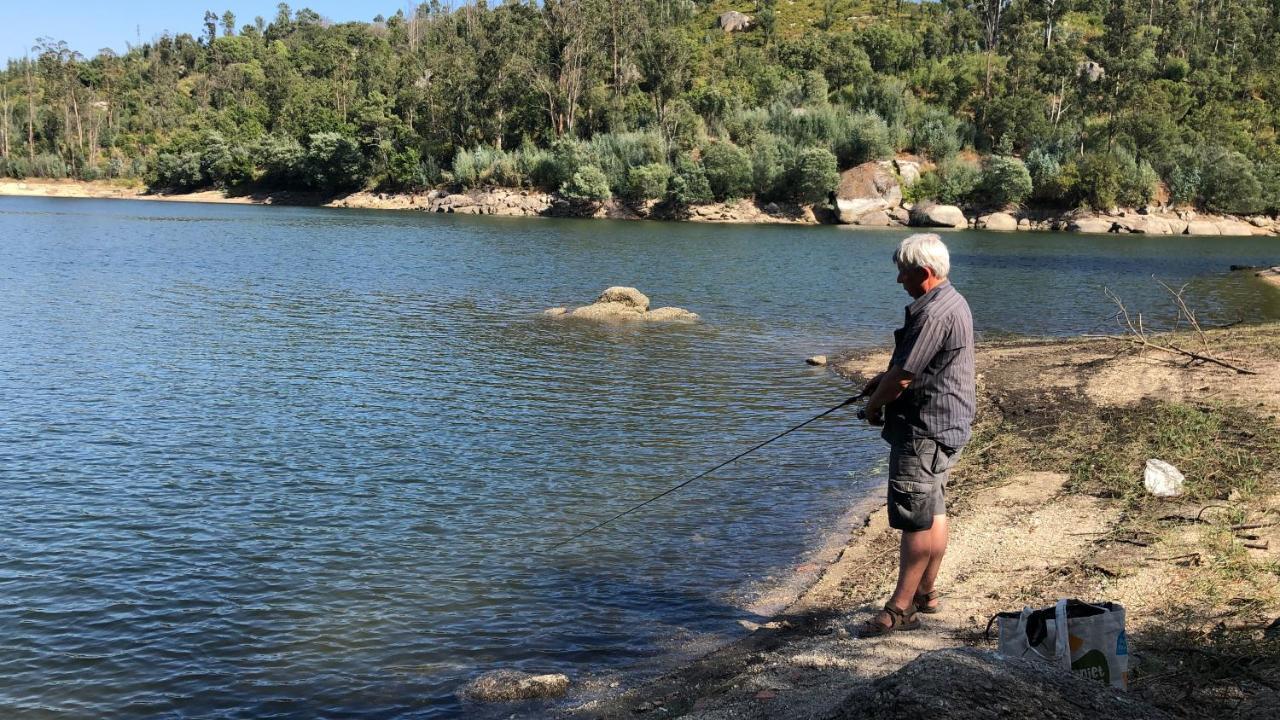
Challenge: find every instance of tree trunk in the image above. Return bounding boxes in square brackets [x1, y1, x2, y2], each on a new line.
[25, 60, 36, 162]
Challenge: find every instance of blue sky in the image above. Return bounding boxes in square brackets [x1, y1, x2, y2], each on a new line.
[2, 1, 405, 61]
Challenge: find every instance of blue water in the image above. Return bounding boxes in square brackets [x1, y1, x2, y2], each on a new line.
[1, 196, 1277, 718]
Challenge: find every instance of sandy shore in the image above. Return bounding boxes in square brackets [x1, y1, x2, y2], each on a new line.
[563, 326, 1280, 719]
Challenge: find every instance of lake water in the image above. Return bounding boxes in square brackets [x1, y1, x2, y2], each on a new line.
[1, 196, 1277, 718]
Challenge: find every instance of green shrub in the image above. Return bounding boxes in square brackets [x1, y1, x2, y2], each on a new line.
[1167, 164, 1201, 207]
[1257, 161, 1280, 214]
[934, 157, 981, 205]
[150, 151, 204, 191]
[836, 111, 894, 166]
[788, 146, 839, 204]
[750, 134, 787, 198]
[910, 107, 962, 161]
[385, 148, 440, 191]
[702, 142, 753, 201]
[452, 148, 479, 188]
[255, 135, 306, 188]
[978, 155, 1033, 207]
[30, 153, 70, 180]
[1072, 152, 1123, 211]
[559, 164, 611, 201]
[1116, 154, 1158, 209]
[624, 162, 672, 201]
[1198, 147, 1264, 214]
[1025, 148, 1070, 204]
[668, 154, 713, 205]
[200, 132, 254, 187]
[305, 132, 367, 191]
[590, 131, 665, 194]
[516, 139, 556, 190]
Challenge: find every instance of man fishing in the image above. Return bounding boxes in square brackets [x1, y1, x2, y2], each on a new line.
[857, 233, 975, 636]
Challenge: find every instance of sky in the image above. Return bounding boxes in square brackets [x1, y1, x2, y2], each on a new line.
[2, 1, 414, 61]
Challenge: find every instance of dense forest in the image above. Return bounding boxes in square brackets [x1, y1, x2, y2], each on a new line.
[2, 0, 1279, 213]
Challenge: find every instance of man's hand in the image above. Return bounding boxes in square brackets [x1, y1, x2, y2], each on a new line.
[864, 403, 885, 426]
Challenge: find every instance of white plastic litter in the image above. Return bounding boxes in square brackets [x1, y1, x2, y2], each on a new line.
[1144, 459, 1185, 497]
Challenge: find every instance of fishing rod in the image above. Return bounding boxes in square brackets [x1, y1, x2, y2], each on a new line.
[547, 393, 870, 552]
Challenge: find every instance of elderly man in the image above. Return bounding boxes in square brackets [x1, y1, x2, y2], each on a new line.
[858, 233, 975, 636]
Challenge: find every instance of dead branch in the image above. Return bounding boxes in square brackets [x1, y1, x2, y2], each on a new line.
[1098, 286, 1257, 375]
[1231, 522, 1276, 531]
[1242, 540, 1270, 550]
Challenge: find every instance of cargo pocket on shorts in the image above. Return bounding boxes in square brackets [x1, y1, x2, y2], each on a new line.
[888, 479, 934, 531]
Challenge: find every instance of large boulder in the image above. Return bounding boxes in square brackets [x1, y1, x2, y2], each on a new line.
[1185, 220, 1221, 236]
[1068, 216, 1115, 234]
[832, 648, 1169, 720]
[460, 670, 570, 703]
[910, 203, 968, 229]
[718, 11, 753, 32]
[835, 197, 890, 224]
[978, 212, 1018, 231]
[837, 161, 903, 206]
[894, 159, 922, 188]
[1113, 216, 1174, 234]
[1216, 220, 1259, 236]
[855, 210, 894, 227]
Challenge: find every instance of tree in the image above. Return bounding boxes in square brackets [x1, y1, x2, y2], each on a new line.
[978, 155, 1033, 207]
[789, 146, 839, 204]
[702, 142, 752, 201]
[204, 11, 219, 45]
[221, 11, 237, 37]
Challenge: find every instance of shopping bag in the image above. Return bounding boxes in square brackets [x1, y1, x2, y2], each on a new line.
[994, 599, 1128, 689]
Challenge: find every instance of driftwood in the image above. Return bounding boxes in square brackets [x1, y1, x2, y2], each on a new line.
[1089, 285, 1257, 375]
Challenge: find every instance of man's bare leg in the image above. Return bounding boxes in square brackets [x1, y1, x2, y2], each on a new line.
[870, 516, 948, 629]
[915, 514, 949, 610]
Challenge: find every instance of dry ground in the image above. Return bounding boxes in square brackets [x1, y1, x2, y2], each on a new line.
[568, 324, 1280, 720]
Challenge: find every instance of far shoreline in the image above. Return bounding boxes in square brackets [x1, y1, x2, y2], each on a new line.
[3, 178, 1278, 238]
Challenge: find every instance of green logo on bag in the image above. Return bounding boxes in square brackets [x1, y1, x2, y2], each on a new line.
[1071, 649, 1110, 684]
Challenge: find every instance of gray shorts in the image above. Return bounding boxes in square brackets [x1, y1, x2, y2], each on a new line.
[887, 437, 957, 532]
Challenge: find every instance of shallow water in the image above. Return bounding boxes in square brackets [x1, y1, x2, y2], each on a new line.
[1, 197, 1277, 718]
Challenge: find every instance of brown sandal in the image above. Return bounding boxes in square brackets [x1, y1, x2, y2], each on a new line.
[914, 590, 942, 614]
[857, 602, 921, 637]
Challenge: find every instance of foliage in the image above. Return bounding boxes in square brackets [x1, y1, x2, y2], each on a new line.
[559, 165, 611, 202]
[0, 0, 1278, 213]
[623, 162, 672, 201]
[702, 142, 753, 201]
[668, 154, 713, 205]
[978, 155, 1033, 208]
[787, 146, 839, 204]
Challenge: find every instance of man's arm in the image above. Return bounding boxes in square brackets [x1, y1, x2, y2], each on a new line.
[864, 364, 913, 426]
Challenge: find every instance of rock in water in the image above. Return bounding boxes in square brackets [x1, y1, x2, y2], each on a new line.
[832, 648, 1170, 720]
[551, 286, 698, 323]
[806, 355, 828, 366]
[460, 670, 570, 702]
[594, 286, 650, 311]
[645, 306, 700, 322]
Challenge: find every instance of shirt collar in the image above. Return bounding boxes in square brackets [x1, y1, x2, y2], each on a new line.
[906, 280, 952, 316]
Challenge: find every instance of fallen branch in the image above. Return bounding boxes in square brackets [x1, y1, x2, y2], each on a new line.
[1231, 522, 1276, 531]
[1242, 540, 1270, 550]
[1096, 286, 1258, 375]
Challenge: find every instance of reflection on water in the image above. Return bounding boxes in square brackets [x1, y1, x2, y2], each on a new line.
[1, 197, 1277, 718]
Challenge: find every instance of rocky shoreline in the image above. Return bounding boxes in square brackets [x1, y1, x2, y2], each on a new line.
[561, 327, 1280, 720]
[2, 177, 1278, 236]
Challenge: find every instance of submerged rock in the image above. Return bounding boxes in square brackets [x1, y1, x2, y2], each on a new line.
[806, 355, 829, 366]
[460, 670, 570, 702]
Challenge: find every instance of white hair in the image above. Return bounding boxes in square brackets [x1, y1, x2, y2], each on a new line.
[893, 233, 950, 280]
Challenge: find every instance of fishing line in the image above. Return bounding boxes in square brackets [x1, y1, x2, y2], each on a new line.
[546, 393, 869, 551]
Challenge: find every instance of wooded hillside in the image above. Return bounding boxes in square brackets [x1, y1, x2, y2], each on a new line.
[1, 1, 1278, 213]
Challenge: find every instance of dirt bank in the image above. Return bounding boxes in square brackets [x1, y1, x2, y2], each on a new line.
[567, 325, 1280, 719]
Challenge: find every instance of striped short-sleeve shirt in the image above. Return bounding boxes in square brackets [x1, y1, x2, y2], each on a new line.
[881, 281, 976, 449]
